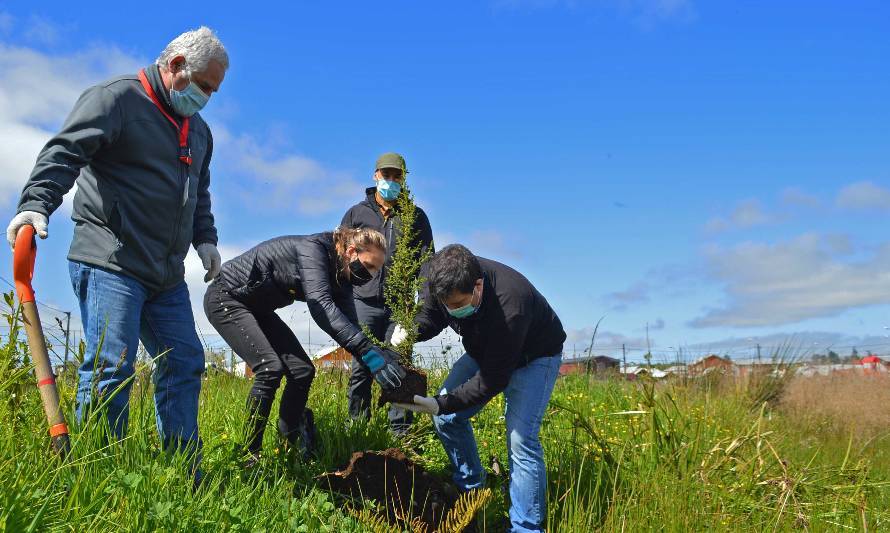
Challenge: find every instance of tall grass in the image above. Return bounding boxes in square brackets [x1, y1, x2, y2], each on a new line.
[0, 302, 887, 531]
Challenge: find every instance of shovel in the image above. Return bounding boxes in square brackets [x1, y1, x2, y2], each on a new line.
[13, 225, 70, 456]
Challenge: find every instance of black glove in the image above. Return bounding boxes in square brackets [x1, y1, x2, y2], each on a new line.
[361, 347, 407, 390]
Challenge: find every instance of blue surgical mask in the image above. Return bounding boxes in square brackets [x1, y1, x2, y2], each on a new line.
[446, 286, 481, 319]
[170, 76, 209, 117]
[376, 179, 401, 201]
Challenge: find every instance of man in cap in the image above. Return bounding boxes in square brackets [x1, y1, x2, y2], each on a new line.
[6, 27, 228, 462]
[339, 152, 434, 435]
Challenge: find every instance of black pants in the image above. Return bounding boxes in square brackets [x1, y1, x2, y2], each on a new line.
[347, 297, 413, 433]
[204, 281, 315, 453]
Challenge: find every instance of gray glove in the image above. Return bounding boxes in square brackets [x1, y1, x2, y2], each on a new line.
[196, 243, 221, 282]
[6, 211, 48, 250]
[361, 347, 407, 390]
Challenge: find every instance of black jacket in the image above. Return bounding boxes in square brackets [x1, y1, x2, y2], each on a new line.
[216, 232, 373, 357]
[340, 187, 434, 302]
[416, 257, 566, 415]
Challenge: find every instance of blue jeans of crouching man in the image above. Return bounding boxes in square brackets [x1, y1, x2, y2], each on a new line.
[432, 352, 562, 533]
[69, 261, 205, 455]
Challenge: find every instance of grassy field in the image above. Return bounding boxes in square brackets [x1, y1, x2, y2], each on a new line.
[1, 317, 889, 531]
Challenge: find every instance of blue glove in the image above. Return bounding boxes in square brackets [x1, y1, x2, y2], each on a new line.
[362, 348, 407, 390]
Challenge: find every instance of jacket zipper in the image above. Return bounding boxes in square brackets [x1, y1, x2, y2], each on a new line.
[163, 144, 189, 287]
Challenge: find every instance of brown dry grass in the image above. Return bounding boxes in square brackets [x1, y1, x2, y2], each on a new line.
[780, 372, 890, 440]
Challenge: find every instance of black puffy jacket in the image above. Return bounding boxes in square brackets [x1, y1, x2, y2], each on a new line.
[340, 187, 434, 302]
[216, 232, 373, 357]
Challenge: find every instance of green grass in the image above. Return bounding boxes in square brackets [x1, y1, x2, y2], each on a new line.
[1, 321, 888, 531]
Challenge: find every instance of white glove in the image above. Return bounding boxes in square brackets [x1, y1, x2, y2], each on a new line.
[390, 325, 408, 346]
[6, 211, 48, 250]
[196, 243, 221, 282]
[393, 395, 440, 416]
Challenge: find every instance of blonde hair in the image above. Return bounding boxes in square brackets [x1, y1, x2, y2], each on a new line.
[333, 226, 387, 277]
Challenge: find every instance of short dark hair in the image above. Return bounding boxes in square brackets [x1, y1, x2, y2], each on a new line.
[428, 244, 482, 303]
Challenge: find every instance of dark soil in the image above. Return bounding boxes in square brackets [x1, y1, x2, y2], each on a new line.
[318, 448, 458, 531]
[378, 365, 428, 406]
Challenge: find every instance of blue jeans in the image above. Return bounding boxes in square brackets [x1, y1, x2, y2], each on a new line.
[69, 261, 205, 451]
[432, 352, 562, 533]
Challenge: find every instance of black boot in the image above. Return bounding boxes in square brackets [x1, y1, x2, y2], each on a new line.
[278, 408, 320, 460]
[245, 394, 274, 457]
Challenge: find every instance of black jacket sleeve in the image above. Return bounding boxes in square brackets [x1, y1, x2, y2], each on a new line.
[414, 208, 435, 258]
[297, 241, 373, 357]
[18, 85, 122, 216]
[415, 281, 448, 342]
[192, 129, 218, 247]
[435, 295, 532, 414]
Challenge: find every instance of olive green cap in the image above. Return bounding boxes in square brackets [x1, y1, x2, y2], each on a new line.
[375, 152, 408, 173]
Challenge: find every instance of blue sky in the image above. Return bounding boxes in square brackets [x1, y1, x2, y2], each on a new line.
[1, 1, 889, 364]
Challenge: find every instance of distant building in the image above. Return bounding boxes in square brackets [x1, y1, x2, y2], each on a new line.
[313, 345, 352, 370]
[688, 354, 733, 375]
[620, 366, 668, 380]
[732, 358, 782, 378]
[858, 355, 890, 374]
[559, 355, 620, 376]
[795, 364, 865, 377]
[664, 365, 687, 376]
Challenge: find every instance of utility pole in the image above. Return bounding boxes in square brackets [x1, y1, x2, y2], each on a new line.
[756, 343, 761, 364]
[63, 311, 71, 365]
[622, 344, 627, 374]
[644, 322, 652, 368]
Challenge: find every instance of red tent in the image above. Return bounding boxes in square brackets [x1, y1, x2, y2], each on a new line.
[859, 355, 883, 365]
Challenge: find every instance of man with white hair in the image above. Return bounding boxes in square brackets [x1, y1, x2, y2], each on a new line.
[6, 27, 228, 461]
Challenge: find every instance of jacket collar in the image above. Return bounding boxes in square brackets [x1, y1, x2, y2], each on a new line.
[363, 186, 398, 219]
[145, 64, 177, 117]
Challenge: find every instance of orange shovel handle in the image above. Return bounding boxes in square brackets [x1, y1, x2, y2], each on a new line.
[13, 225, 37, 304]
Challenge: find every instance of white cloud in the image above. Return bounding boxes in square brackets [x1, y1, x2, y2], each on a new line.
[211, 126, 365, 216]
[0, 42, 143, 205]
[836, 181, 890, 212]
[690, 233, 890, 328]
[602, 281, 650, 311]
[705, 199, 774, 235]
[781, 187, 820, 208]
[23, 15, 62, 46]
[683, 331, 889, 357]
[430, 229, 522, 260]
[564, 325, 650, 351]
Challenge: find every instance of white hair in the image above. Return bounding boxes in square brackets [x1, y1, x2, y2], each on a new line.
[156, 26, 229, 74]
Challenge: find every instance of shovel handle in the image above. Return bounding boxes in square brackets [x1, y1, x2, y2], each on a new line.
[12, 224, 70, 457]
[13, 225, 37, 304]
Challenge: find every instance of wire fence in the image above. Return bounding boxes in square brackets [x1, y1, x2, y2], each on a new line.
[2, 273, 888, 371]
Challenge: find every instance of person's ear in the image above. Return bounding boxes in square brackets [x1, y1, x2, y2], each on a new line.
[169, 55, 186, 74]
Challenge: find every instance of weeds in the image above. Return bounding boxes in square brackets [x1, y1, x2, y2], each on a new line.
[0, 304, 887, 531]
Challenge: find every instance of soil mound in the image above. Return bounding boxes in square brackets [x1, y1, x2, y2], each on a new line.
[318, 447, 457, 530]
